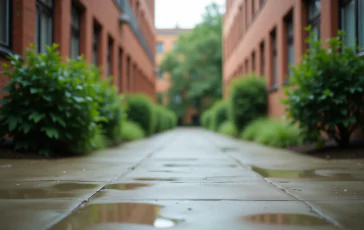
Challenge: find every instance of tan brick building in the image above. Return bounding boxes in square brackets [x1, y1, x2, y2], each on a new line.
[0, 0, 156, 98]
[223, 0, 364, 118]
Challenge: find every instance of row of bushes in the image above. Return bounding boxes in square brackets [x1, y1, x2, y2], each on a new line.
[201, 75, 302, 148]
[203, 29, 364, 148]
[0, 44, 176, 157]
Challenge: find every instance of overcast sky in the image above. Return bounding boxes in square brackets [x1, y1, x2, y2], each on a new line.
[155, 0, 225, 29]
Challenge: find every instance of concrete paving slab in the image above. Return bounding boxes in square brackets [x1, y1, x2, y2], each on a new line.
[0, 199, 81, 230]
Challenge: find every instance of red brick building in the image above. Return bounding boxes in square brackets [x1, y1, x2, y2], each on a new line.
[223, 0, 363, 118]
[0, 0, 156, 98]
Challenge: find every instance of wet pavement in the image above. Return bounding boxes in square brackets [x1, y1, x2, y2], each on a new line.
[0, 128, 364, 230]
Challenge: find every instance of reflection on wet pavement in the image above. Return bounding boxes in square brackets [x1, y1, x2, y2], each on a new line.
[50, 203, 183, 229]
[133, 178, 178, 181]
[251, 166, 356, 180]
[0, 183, 99, 199]
[244, 213, 331, 226]
[163, 164, 238, 168]
[105, 183, 150, 190]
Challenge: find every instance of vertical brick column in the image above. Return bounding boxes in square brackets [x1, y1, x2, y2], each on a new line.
[80, 8, 92, 63]
[294, 0, 307, 63]
[54, 0, 71, 57]
[321, 0, 339, 48]
[12, 0, 36, 55]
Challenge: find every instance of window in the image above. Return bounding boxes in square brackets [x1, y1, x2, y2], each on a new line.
[340, 0, 364, 53]
[245, 59, 248, 73]
[245, 0, 248, 28]
[70, 3, 81, 58]
[252, 0, 255, 16]
[126, 56, 131, 90]
[107, 36, 113, 77]
[307, 0, 321, 41]
[157, 93, 163, 104]
[93, 23, 101, 65]
[271, 29, 278, 87]
[286, 13, 294, 78]
[260, 42, 265, 76]
[156, 42, 164, 53]
[36, 0, 53, 53]
[0, 0, 11, 51]
[118, 48, 123, 91]
[252, 51, 256, 72]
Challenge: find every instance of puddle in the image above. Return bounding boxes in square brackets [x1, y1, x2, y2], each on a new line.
[251, 166, 356, 180]
[0, 182, 99, 199]
[134, 177, 178, 181]
[244, 213, 331, 226]
[105, 183, 150, 190]
[50, 203, 183, 229]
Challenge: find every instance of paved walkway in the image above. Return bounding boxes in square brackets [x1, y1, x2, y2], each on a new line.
[1, 128, 364, 230]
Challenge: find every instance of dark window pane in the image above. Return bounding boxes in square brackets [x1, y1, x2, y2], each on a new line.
[359, 0, 364, 50]
[341, 0, 356, 47]
[0, 0, 10, 46]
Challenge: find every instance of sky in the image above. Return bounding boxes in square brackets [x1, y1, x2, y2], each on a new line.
[155, 0, 225, 29]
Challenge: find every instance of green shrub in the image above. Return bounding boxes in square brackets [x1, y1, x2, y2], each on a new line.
[0, 44, 101, 156]
[210, 100, 229, 131]
[218, 121, 238, 137]
[201, 109, 214, 130]
[241, 118, 302, 148]
[283, 28, 364, 147]
[120, 120, 145, 141]
[228, 74, 267, 131]
[126, 94, 155, 136]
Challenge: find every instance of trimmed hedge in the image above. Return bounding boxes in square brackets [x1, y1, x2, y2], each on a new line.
[126, 94, 156, 136]
[210, 100, 229, 131]
[218, 121, 238, 137]
[155, 105, 177, 133]
[241, 118, 303, 148]
[228, 74, 267, 131]
[120, 120, 145, 141]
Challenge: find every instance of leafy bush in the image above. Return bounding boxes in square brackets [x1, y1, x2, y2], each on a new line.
[155, 105, 177, 133]
[210, 100, 229, 131]
[283, 28, 364, 147]
[0, 45, 101, 156]
[126, 94, 156, 136]
[218, 121, 238, 137]
[241, 118, 303, 148]
[120, 120, 145, 141]
[228, 74, 267, 131]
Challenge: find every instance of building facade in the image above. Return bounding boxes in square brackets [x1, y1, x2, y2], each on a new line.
[223, 0, 363, 118]
[0, 0, 156, 98]
[156, 27, 197, 124]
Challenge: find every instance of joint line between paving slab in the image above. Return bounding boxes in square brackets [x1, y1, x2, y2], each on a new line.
[204, 131, 345, 230]
[44, 133, 180, 230]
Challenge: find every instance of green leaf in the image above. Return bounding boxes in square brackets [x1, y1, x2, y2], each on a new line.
[7, 117, 19, 131]
[29, 112, 46, 123]
[30, 88, 38, 94]
[41, 127, 59, 139]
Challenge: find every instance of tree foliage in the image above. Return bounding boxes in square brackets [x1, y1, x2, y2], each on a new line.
[160, 3, 223, 118]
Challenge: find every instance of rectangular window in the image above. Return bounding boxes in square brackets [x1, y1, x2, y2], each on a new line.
[156, 42, 164, 53]
[118, 48, 123, 91]
[0, 0, 10, 49]
[286, 13, 294, 78]
[252, 51, 256, 72]
[245, 59, 248, 73]
[70, 3, 81, 58]
[340, 0, 364, 53]
[126, 56, 131, 90]
[260, 42, 265, 76]
[107, 36, 113, 77]
[307, 0, 321, 41]
[271, 30, 278, 87]
[36, 0, 53, 53]
[252, 0, 255, 16]
[93, 23, 101, 65]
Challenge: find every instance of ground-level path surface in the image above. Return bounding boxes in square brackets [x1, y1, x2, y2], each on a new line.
[1, 128, 364, 230]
